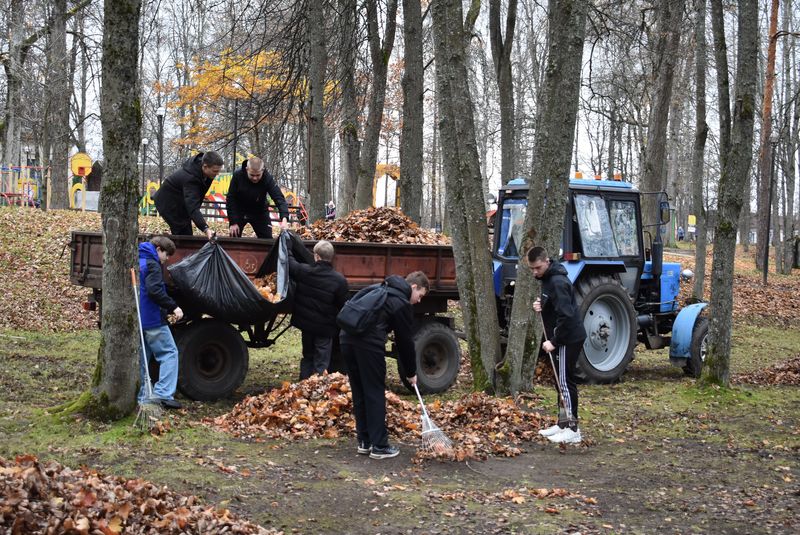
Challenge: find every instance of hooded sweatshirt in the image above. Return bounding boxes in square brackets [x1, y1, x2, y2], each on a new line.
[138, 242, 179, 330]
[538, 259, 587, 346]
[339, 275, 417, 377]
[153, 153, 214, 232]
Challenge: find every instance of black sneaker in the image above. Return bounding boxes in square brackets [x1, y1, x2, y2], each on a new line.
[369, 445, 399, 459]
[160, 398, 182, 410]
[357, 441, 372, 455]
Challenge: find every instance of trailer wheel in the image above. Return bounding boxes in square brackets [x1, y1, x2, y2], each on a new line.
[398, 322, 460, 394]
[683, 317, 708, 378]
[174, 320, 249, 401]
[574, 275, 637, 384]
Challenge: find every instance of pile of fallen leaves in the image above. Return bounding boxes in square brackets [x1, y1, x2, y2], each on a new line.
[296, 206, 450, 245]
[254, 272, 281, 302]
[212, 373, 550, 460]
[0, 454, 280, 534]
[733, 356, 800, 386]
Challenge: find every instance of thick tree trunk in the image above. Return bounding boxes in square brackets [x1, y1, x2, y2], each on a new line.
[355, 0, 398, 209]
[399, 0, 424, 223]
[755, 0, 780, 271]
[48, 0, 71, 210]
[691, 0, 709, 301]
[82, 0, 143, 419]
[489, 0, 518, 185]
[306, 0, 329, 223]
[641, 0, 685, 228]
[432, 0, 502, 392]
[501, 0, 588, 395]
[337, 0, 360, 216]
[780, 5, 797, 274]
[702, 0, 758, 387]
[1, 0, 25, 178]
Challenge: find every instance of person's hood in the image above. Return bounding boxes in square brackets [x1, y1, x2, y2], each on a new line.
[542, 258, 568, 280]
[385, 274, 411, 298]
[240, 160, 249, 171]
[181, 153, 205, 178]
[138, 241, 160, 263]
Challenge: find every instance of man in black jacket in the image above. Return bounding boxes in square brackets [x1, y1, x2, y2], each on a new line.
[528, 246, 587, 445]
[153, 151, 223, 238]
[287, 239, 349, 380]
[227, 157, 289, 239]
[340, 271, 428, 460]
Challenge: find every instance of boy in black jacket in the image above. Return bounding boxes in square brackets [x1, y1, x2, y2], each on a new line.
[287, 239, 349, 380]
[153, 151, 223, 238]
[340, 271, 428, 459]
[528, 246, 587, 444]
[227, 157, 289, 238]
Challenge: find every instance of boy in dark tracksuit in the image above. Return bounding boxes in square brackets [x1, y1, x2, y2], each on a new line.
[138, 236, 184, 409]
[227, 157, 289, 238]
[339, 271, 429, 459]
[528, 246, 587, 444]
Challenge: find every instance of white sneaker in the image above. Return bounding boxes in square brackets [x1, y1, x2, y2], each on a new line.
[548, 427, 582, 444]
[538, 424, 563, 437]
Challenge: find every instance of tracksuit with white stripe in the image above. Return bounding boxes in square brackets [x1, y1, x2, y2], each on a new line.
[537, 259, 587, 430]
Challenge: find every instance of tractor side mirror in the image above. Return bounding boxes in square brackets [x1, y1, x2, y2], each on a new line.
[659, 201, 671, 224]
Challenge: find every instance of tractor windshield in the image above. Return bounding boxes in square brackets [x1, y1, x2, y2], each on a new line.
[496, 199, 527, 258]
[574, 194, 619, 257]
[608, 200, 639, 256]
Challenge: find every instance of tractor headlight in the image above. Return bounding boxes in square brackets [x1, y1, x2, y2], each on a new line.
[680, 269, 694, 282]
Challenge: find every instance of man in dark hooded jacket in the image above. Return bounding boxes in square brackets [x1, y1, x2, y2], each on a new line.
[287, 239, 348, 380]
[528, 246, 587, 444]
[138, 236, 184, 409]
[227, 157, 289, 239]
[153, 151, 223, 238]
[340, 271, 428, 459]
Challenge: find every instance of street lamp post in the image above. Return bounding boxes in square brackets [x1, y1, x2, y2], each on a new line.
[156, 106, 166, 186]
[763, 130, 780, 285]
[141, 138, 149, 195]
[23, 146, 30, 166]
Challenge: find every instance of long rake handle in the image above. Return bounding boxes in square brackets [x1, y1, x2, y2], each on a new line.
[131, 268, 153, 397]
[413, 383, 429, 419]
[538, 310, 570, 415]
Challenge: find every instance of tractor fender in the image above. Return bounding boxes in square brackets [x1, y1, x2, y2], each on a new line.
[563, 260, 626, 284]
[669, 303, 708, 359]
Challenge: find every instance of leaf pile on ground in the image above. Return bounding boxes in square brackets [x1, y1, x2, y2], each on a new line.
[733, 355, 800, 386]
[211, 372, 549, 460]
[296, 206, 450, 245]
[0, 206, 229, 332]
[666, 251, 800, 325]
[0, 454, 280, 534]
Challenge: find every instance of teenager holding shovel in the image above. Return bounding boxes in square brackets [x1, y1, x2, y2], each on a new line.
[527, 246, 587, 444]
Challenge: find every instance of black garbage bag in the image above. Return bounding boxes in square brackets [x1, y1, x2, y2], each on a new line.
[168, 232, 293, 324]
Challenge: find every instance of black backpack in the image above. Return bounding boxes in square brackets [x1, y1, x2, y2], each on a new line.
[337, 282, 406, 335]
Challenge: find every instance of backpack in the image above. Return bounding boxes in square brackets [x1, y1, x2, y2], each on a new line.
[336, 282, 406, 336]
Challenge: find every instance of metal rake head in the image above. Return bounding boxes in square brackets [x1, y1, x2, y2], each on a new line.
[133, 401, 163, 432]
[420, 415, 453, 454]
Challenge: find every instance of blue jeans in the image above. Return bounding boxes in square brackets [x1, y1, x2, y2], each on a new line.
[138, 324, 179, 402]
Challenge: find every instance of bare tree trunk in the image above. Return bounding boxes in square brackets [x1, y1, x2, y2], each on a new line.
[703, 0, 758, 387]
[641, 0, 685, 228]
[1, 0, 25, 179]
[501, 0, 588, 395]
[355, 0, 398, 209]
[78, 0, 143, 419]
[692, 0, 709, 301]
[399, 0, 424, 223]
[337, 0, 360, 217]
[780, 3, 797, 273]
[432, 0, 502, 392]
[47, 0, 71, 210]
[489, 0, 518, 185]
[306, 0, 329, 222]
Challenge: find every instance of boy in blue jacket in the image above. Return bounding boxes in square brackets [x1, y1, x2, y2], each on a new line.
[138, 236, 184, 409]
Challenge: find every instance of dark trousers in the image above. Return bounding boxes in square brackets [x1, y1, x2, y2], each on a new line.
[299, 332, 333, 380]
[241, 212, 273, 239]
[162, 214, 194, 236]
[341, 342, 389, 448]
[552, 341, 582, 428]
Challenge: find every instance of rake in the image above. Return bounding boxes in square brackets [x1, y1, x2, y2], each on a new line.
[538, 311, 574, 427]
[413, 383, 453, 454]
[131, 268, 163, 432]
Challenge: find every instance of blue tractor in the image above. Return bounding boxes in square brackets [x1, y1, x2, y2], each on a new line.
[492, 178, 708, 383]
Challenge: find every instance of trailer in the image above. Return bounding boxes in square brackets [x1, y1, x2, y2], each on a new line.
[69, 231, 461, 400]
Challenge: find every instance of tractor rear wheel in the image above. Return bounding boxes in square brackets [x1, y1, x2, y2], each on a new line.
[574, 275, 637, 384]
[398, 322, 461, 394]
